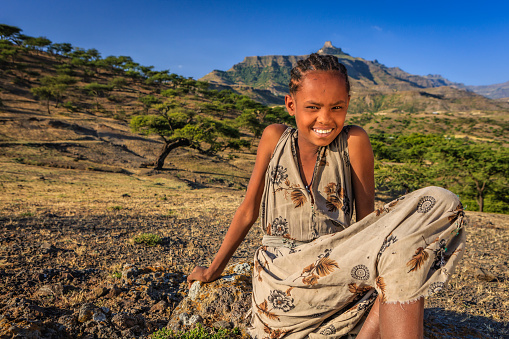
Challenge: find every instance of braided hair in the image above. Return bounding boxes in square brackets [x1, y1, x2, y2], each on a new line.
[289, 53, 350, 95]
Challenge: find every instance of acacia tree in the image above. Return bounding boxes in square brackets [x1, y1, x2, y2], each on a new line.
[0, 24, 22, 42]
[431, 140, 509, 212]
[31, 75, 77, 113]
[372, 133, 509, 213]
[130, 101, 247, 169]
[83, 82, 113, 111]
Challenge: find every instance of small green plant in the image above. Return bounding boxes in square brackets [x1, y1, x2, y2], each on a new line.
[133, 233, 162, 247]
[20, 212, 33, 217]
[108, 205, 123, 211]
[111, 271, 122, 279]
[150, 324, 241, 339]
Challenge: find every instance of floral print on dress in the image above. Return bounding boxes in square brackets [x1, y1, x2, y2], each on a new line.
[376, 276, 387, 303]
[406, 236, 439, 273]
[351, 265, 370, 280]
[324, 182, 347, 213]
[428, 281, 445, 295]
[342, 150, 351, 167]
[375, 197, 402, 217]
[295, 249, 339, 285]
[268, 217, 289, 236]
[417, 196, 436, 213]
[271, 164, 308, 209]
[431, 239, 448, 270]
[268, 289, 295, 312]
[379, 233, 398, 256]
[270, 165, 288, 185]
[256, 299, 279, 321]
[348, 283, 373, 300]
[320, 324, 336, 335]
[318, 149, 329, 167]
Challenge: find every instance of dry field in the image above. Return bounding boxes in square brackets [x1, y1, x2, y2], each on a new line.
[0, 159, 508, 338]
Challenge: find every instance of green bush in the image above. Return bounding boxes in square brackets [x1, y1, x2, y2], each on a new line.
[133, 233, 162, 246]
[150, 324, 241, 339]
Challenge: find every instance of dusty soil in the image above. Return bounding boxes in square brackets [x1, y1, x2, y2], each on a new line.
[1, 163, 508, 338]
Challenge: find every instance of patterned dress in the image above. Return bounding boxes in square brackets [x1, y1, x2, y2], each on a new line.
[247, 127, 466, 339]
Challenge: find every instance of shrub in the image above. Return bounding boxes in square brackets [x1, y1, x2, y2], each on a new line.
[133, 233, 162, 247]
[150, 324, 241, 339]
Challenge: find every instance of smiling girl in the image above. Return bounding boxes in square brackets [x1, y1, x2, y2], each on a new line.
[188, 53, 466, 338]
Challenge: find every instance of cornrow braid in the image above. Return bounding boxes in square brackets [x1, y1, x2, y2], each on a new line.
[289, 53, 350, 95]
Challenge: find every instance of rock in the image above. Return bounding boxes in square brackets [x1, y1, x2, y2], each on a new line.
[168, 262, 253, 331]
[233, 262, 251, 275]
[120, 328, 136, 338]
[78, 303, 96, 323]
[474, 268, 497, 282]
[150, 300, 168, 313]
[36, 284, 61, 297]
[105, 285, 122, 298]
[213, 320, 234, 329]
[122, 264, 139, 283]
[111, 312, 143, 330]
[187, 314, 203, 326]
[40, 242, 54, 254]
[91, 286, 109, 299]
[188, 281, 201, 301]
[0, 316, 43, 339]
[57, 314, 77, 332]
[92, 311, 107, 323]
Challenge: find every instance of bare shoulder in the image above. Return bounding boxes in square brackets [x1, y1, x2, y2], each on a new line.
[345, 125, 371, 150]
[258, 124, 288, 156]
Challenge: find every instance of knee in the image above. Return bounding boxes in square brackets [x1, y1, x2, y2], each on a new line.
[414, 186, 460, 207]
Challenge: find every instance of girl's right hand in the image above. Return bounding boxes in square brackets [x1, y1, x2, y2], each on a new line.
[187, 266, 219, 288]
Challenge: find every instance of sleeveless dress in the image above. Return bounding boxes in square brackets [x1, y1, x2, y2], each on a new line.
[247, 127, 466, 339]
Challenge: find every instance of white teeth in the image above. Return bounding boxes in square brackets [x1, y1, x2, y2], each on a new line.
[313, 129, 332, 134]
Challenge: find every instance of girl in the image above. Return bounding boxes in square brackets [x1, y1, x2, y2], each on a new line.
[187, 53, 466, 338]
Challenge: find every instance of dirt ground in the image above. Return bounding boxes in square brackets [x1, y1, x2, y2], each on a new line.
[0, 162, 508, 338]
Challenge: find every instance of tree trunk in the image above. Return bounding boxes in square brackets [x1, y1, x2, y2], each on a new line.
[155, 138, 190, 170]
[475, 180, 486, 212]
[477, 194, 484, 212]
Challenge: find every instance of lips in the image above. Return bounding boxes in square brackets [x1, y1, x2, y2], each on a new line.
[313, 128, 333, 135]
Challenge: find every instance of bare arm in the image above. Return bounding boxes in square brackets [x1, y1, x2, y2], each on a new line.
[187, 124, 287, 285]
[347, 126, 375, 221]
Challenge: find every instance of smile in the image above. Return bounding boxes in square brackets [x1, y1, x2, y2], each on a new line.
[313, 128, 333, 134]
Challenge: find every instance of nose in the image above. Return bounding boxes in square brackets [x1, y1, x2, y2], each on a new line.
[317, 108, 333, 124]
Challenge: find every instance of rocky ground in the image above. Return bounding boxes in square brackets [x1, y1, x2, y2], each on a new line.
[0, 183, 508, 338]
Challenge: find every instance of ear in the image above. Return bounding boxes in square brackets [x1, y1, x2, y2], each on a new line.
[285, 95, 296, 116]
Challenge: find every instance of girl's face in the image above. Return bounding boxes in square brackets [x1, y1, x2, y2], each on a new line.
[285, 71, 350, 150]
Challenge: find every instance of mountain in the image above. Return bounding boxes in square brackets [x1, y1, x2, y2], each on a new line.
[464, 81, 509, 99]
[201, 41, 507, 104]
[201, 41, 462, 104]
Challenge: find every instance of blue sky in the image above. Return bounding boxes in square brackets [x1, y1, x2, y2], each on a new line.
[1, 0, 508, 86]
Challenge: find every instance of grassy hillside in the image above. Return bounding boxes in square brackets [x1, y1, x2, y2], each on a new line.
[1, 25, 507, 214]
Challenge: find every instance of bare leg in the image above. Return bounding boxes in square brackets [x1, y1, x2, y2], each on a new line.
[357, 296, 424, 339]
[356, 296, 381, 339]
[379, 297, 424, 339]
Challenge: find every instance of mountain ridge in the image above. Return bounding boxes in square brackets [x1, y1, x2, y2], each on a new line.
[201, 41, 508, 104]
